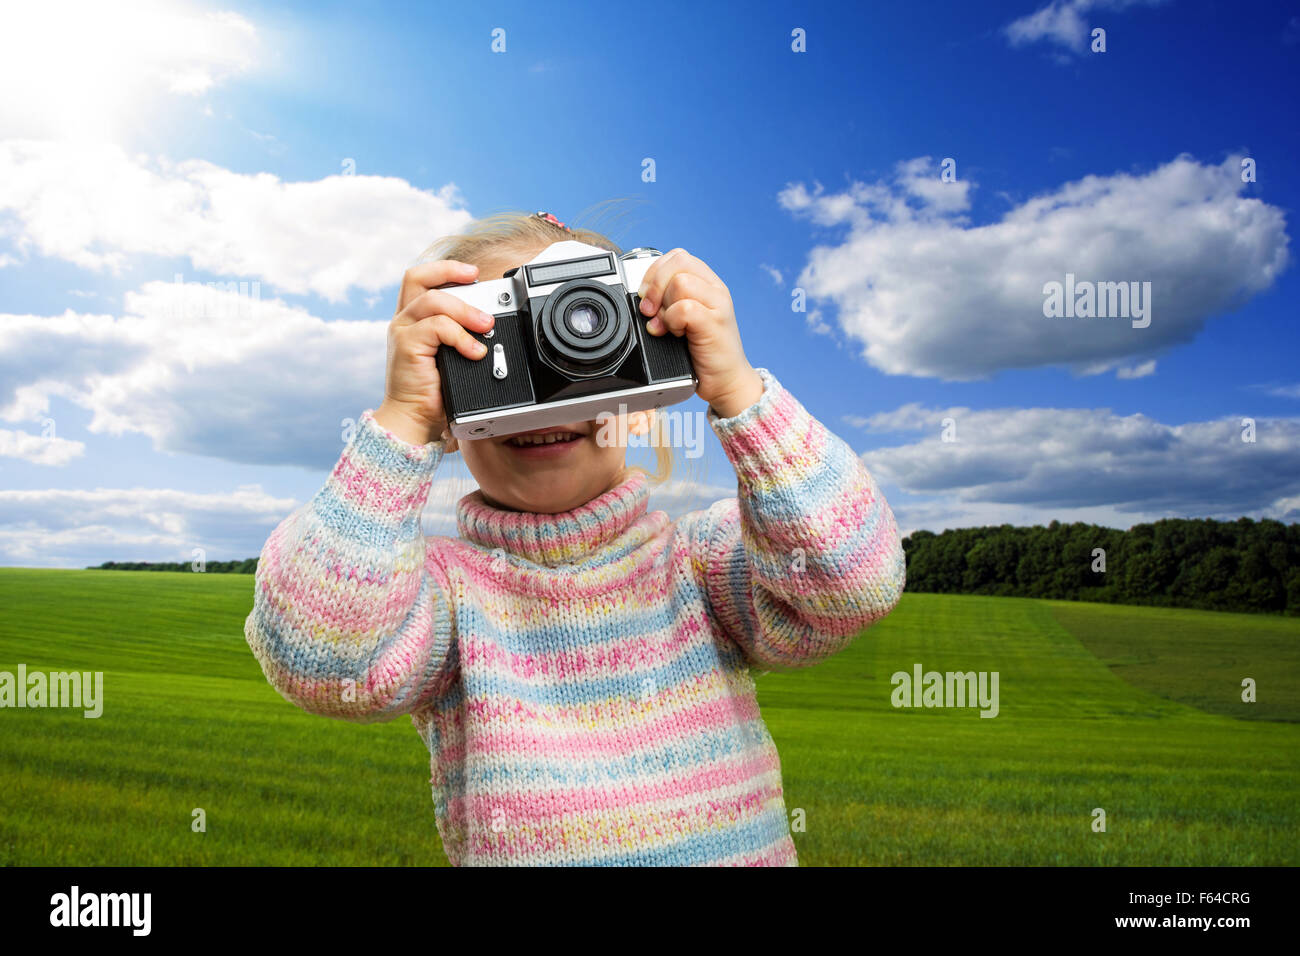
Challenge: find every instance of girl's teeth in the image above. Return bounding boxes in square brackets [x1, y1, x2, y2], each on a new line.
[508, 432, 577, 446]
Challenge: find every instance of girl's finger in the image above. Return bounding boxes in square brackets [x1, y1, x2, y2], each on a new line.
[396, 259, 479, 314]
[651, 297, 706, 338]
[672, 249, 723, 287]
[635, 248, 691, 316]
[429, 313, 490, 361]
[647, 272, 716, 336]
[658, 270, 719, 312]
[398, 287, 496, 333]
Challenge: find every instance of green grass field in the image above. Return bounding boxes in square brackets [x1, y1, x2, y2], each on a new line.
[1, 568, 1296, 865]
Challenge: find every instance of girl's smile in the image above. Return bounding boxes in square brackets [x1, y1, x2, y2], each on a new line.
[497, 424, 591, 460]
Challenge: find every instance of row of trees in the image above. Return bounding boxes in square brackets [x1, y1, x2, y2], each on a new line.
[89, 516, 1300, 615]
[90, 559, 259, 574]
[901, 517, 1300, 615]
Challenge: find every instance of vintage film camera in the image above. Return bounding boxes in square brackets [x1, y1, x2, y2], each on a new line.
[433, 241, 697, 439]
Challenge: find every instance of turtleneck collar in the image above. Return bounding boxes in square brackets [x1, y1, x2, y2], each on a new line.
[455, 470, 652, 568]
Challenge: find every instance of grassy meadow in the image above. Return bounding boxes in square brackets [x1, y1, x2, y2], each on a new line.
[0, 568, 1296, 865]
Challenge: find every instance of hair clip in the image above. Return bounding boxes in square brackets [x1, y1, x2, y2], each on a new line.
[534, 210, 571, 232]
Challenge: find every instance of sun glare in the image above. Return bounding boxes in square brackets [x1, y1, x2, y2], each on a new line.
[0, 0, 256, 142]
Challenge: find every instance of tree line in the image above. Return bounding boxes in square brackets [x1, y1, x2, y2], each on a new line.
[88, 515, 1300, 615]
[90, 559, 259, 574]
[902, 516, 1299, 615]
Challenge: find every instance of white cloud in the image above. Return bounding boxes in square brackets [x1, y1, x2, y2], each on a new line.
[0, 428, 85, 466]
[0, 1, 258, 141]
[0, 285, 384, 470]
[759, 263, 784, 286]
[852, 403, 1300, 529]
[1005, 0, 1167, 57]
[779, 154, 1289, 380]
[0, 140, 474, 302]
[1116, 359, 1156, 379]
[0, 485, 296, 567]
[1261, 383, 1300, 399]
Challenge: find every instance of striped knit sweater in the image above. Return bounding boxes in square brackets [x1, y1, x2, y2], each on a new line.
[244, 367, 906, 866]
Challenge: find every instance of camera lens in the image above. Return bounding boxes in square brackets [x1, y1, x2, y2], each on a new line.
[537, 281, 633, 379]
[565, 303, 602, 336]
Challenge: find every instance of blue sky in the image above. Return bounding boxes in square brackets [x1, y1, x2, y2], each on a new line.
[1, 0, 1298, 567]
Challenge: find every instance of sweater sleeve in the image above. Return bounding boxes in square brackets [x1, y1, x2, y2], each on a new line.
[684, 368, 906, 671]
[243, 409, 457, 722]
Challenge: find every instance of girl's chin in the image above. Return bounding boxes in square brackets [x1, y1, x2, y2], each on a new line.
[497, 476, 610, 513]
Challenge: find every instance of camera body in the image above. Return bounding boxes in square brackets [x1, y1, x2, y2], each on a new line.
[434, 240, 697, 439]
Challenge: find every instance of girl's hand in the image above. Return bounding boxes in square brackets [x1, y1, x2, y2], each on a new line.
[636, 249, 763, 419]
[374, 259, 496, 446]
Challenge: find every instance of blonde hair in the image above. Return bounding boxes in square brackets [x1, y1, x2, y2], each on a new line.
[419, 202, 680, 486]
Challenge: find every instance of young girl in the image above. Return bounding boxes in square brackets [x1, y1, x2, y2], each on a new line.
[244, 210, 906, 866]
